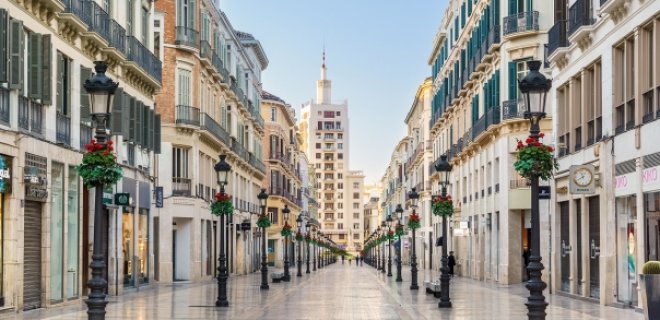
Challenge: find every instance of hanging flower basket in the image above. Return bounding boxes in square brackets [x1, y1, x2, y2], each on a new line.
[210, 192, 233, 216]
[256, 214, 271, 228]
[407, 213, 421, 230]
[514, 132, 558, 181]
[281, 223, 293, 237]
[432, 194, 454, 217]
[76, 139, 122, 187]
[387, 230, 395, 240]
[395, 223, 405, 236]
[295, 231, 304, 241]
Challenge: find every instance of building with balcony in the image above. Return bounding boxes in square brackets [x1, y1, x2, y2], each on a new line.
[299, 54, 365, 254]
[427, 0, 553, 285]
[153, 0, 268, 281]
[380, 137, 409, 263]
[0, 0, 161, 311]
[260, 90, 303, 267]
[547, 0, 660, 309]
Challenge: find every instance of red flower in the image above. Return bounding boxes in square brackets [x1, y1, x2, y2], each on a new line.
[90, 139, 96, 144]
[539, 132, 545, 138]
[103, 150, 109, 156]
[547, 146, 554, 152]
[107, 140, 113, 146]
[108, 146, 114, 152]
[94, 144, 102, 151]
[85, 144, 94, 152]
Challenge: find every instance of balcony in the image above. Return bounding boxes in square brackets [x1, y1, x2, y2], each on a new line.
[80, 1, 110, 45]
[60, 0, 87, 33]
[18, 96, 43, 135]
[80, 123, 93, 151]
[175, 105, 200, 126]
[211, 49, 230, 83]
[0, 87, 9, 125]
[230, 138, 249, 161]
[568, 0, 594, 37]
[502, 99, 526, 120]
[56, 113, 71, 145]
[246, 152, 267, 175]
[125, 36, 162, 84]
[200, 113, 230, 145]
[503, 11, 540, 37]
[107, 19, 127, 57]
[172, 177, 192, 196]
[548, 20, 569, 56]
[175, 26, 200, 49]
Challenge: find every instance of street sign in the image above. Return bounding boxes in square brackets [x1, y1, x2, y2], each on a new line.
[115, 193, 130, 206]
[155, 186, 163, 208]
[539, 186, 551, 199]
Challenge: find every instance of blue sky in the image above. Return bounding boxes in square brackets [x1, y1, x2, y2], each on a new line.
[221, 0, 448, 185]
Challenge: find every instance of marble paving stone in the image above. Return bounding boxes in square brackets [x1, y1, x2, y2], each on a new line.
[0, 265, 644, 320]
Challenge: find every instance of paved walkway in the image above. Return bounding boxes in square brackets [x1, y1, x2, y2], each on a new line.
[0, 263, 643, 320]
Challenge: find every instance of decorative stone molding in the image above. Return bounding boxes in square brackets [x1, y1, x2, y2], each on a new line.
[599, 0, 631, 24]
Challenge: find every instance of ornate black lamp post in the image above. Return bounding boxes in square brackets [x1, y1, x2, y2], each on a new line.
[408, 188, 420, 290]
[83, 61, 118, 320]
[312, 226, 317, 271]
[519, 60, 551, 320]
[395, 204, 404, 282]
[305, 222, 311, 273]
[386, 215, 393, 276]
[435, 155, 452, 308]
[257, 189, 270, 289]
[214, 155, 232, 307]
[380, 221, 386, 274]
[282, 205, 291, 282]
[317, 232, 323, 268]
[296, 214, 304, 277]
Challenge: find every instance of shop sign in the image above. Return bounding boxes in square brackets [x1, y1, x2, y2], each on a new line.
[0, 155, 11, 193]
[115, 193, 130, 206]
[24, 166, 47, 201]
[615, 173, 636, 196]
[103, 185, 113, 205]
[643, 166, 660, 192]
[155, 186, 163, 208]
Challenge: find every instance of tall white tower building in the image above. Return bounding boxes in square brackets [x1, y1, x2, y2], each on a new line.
[300, 53, 365, 253]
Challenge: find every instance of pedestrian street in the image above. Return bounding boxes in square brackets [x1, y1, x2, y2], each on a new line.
[2, 264, 643, 320]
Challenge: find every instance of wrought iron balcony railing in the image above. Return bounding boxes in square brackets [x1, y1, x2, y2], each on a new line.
[175, 26, 200, 48]
[548, 20, 568, 56]
[503, 11, 540, 36]
[568, 0, 595, 36]
[56, 113, 71, 145]
[175, 105, 200, 126]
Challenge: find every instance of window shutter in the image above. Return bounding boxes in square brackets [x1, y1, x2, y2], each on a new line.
[508, 0, 518, 15]
[80, 66, 92, 123]
[56, 52, 64, 112]
[121, 93, 131, 136]
[41, 35, 51, 104]
[110, 87, 124, 136]
[147, 108, 154, 151]
[154, 114, 161, 154]
[28, 33, 42, 100]
[128, 96, 136, 141]
[526, 0, 532, 12]
[9, 20, 24, 90]
[495, 70, 500, 107]
[141, 103, 149, 147]
[176, 0, 183, 26]
[188, 0, 195, 29]
[0, 9, 8, 83]
[508, 61, 517, 100]
[135, 101, 143, 145]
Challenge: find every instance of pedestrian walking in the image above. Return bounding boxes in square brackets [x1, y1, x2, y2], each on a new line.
[448, 251, 456, 276]
[349, 257, 352, 265]
[356, 256, 359, 267]
[342, 255, 345, 264]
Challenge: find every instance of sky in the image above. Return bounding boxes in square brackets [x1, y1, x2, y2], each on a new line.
[221, 0, 448, 185]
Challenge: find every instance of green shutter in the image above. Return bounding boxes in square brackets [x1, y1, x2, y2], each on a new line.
[28, 33, 42, 100]
[494, 0, 500, 22]
[154, 114, 161, 154]
[176, 0, 183, 26]
[128, 96, 136, 141]
[41, 35, 51, 104]
[147, 108, 154, 151]
[56, 52, 64, 112]
[110, 87, 124, 136]
[0, 9, 8, 83]
[9, 20, 24, 90]
[188, 0, 195, 29]
[141, 104, 149, 147]
[121, 93, 131, 137]
[80, 67, 92, 123]
[508, 61, 518, 100]
[135, 101, 143, 145]
[509, 0, 518, 15]
[526, 0, 532, 12]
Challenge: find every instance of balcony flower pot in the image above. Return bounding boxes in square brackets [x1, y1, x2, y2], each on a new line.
[640, 261, 660, 320]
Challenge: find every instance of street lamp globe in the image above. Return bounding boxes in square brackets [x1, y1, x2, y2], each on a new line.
[395, 204, 404, 220]
[213, 155, 231, 189]
[386, 214, 393, 228]
[258, 188, 269, 207]
[519, 60, 551, 124]
[408, 188, 419, 208]
[84, 61, 118, 118]
[283, 205, 290, 221]
[296, 213, 303, 228]
[435, 155, 452, 188]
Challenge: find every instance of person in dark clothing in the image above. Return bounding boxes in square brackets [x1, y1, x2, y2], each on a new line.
[448, 251, 456, 276]
[342, 255, 345, 264]
[523, 249, 530, 280]
[356, 256, 359, 267]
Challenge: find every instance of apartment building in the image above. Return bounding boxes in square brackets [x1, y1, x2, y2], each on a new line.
[299, 55, 365, 254]
[153, 0, 268, 281]
[547, 0, 660, 308]
[0, 0, 161, 310]
[260, 90, 303, 267]
[380, 138, 408, 261]
[428, 0, 553, 284]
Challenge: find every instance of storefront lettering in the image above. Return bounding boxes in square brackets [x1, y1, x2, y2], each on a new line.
[0, 155, 11, 193]
[643, 167, 658, 184]
[615, 175, 628, 189]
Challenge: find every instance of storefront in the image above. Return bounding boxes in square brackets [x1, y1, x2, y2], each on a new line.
[615, 159, 638, 307]
[0, 154, 11, 307]
[121, 179, 150, 288]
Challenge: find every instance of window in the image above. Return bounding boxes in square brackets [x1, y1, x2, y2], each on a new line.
[316, 143, 321, 149]
[641, 22, 658, 122]
[353, 203, 360, 209]
[338, 193, 343, 199]
[336, 111, 341, 116]
[141, 6, 149, 44]
[353, 182, 359, 189]
[338, 203, 343, 209]
[338, 183, 343, 189]
[335, 121, 341, 129]
[338, 212, 343, 219]
[353, 212, 359, 219]
[338, 133, 343, 139]
[271, 107, 276, 121]
[353, 192, 359, 199]
[338, 153, 343, 160]
[316, 153, 321, 159]
[127, 0, 133, 35]
[353, 223, 359, 230]
[337, 173, 342, 179]
[56, 52, 71, 116]
[338, 143, 343, 149]
[176, 0, 195, 29]
[268, 208, 278, 224]
[613, 36, 636, 133]
[353, 234, 359, 240]
[338, 234, 345, 240]
[172, 147, 190, 195]
[338, 223, 343, 230]
[177, 68, 192, 106]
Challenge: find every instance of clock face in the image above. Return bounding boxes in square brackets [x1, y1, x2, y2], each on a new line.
[573, 168, 593, 187]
